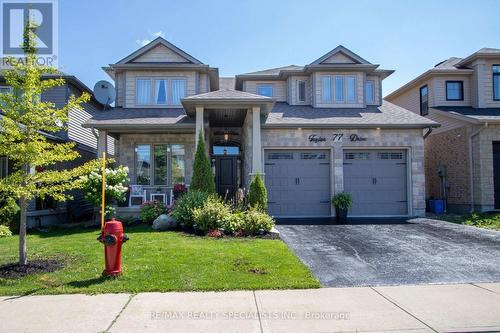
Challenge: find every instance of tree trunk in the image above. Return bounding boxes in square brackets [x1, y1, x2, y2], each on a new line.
[19, 195, 27, 265]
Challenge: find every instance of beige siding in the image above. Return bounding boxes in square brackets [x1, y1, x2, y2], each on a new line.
[124, 70, 196, 108]
[242, 80, 287, 102]
[132, 44, 189, 63]
[115, 71, 126, 107]
[321, 52, 355, 64]
[427, 109, 467, 134]
[483, 60, 500, 107]
[198, 73, 209, 94]
[287, 75, 312, 105]
[387, 79, 433, 115]
[314, 71, 364, 108]
[431, 75, 472, 107]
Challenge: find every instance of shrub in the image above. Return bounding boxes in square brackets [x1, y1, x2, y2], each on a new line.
[239, 208, 275, 235]
[140, 200, 167, 223]
[248, 173, 267, 212]
[0, 192, 20, 233]
[0, 225, 12, 238]
[222, 211, 245, 234]
[331, 192, 353, 210]
[192, 196, 232, 232]
[190, 131, 216, 193]
[171, 190, 210, 228]
[207, 229, 223, 238]
[173, 183, 188, 200]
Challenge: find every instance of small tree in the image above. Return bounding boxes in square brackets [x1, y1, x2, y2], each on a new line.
[248, 173, 267, 212]
[0, 22, 98, 265]
[190, 131, 215, 193]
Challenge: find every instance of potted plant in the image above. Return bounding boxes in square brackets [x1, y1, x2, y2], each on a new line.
[331, 192, 352, 224]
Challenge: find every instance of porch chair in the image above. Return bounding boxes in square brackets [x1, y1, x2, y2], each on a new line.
[129, 185, 147, 207]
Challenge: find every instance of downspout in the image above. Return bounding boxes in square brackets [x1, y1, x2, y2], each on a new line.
[423, 127, 433, 139]
[469, 122, 488, 213]
[91, 128, 99, 140]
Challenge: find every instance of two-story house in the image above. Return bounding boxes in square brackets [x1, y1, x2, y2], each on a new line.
[386, 48, 500, 213]
[0, 73, 114, 227]
[85, 38, 436, 218]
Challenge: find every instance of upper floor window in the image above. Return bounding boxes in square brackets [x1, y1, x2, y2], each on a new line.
[494, 65, 500, 101]
[335, 76, 344, 102]
[365, 80, 374, 103]
[346, 76, 357, 103]
[420, 85, 429, 116]
[257, 84, 273, 97]
[298, 81, 306, 102]
[322, 77, 332, 102]
[137, 78, 186, 105]
[446, 81, 463, 101]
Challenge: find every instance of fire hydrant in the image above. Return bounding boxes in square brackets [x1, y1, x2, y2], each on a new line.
[98, 218, 128, 276]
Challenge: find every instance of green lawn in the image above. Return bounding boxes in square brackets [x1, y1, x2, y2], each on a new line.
[0, 225, 319, 296]
[431, 213, 500, 231]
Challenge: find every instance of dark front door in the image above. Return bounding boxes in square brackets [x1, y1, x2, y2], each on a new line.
[215, 156, 237, 199]
[493, 142, 500, 209]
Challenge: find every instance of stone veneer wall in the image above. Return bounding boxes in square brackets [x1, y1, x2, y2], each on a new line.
[424, 127, 471, 213]
[118, 133, 195, 185]
[260, 128, 426, 217]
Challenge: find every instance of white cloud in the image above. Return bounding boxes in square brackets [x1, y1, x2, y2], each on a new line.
[136, 31, 166, 46]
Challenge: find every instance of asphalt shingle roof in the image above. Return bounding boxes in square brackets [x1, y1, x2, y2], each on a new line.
[240, 65, 304, 76]
[265, 102, 438, 128]
[433, 106, 500, 122]
[183, 89, 272, 100]
[83, 108, 193, 127]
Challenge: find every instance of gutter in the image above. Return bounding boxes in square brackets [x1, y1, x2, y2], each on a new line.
[423, 127, 433, 139]
[469, 122, 488, 212]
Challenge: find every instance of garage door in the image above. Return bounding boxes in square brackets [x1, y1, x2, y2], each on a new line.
[343, 150, 408, 216]
[265, 150, 331, 217]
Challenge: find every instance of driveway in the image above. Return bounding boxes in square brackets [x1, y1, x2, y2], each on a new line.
[276, 218, 500, 287]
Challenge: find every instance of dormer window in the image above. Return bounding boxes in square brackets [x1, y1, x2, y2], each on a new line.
[154, 79, 168, 104]
[298, 81, 306, 102]
[494, 65, 500, 101]
[321, 75, 357, 104]
[335, 76, 344, 102]
[137, 79, 152, 105]
[446, 81, 463, 101]
[257, 84, 273, 97]
[346, 76, 357, 102]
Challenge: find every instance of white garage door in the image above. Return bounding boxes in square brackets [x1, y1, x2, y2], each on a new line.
[343, 150, 408, 216]
[265, 150, 331, 217]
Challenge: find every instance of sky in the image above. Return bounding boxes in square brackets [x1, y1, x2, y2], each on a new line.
[59, 0, 500, 97]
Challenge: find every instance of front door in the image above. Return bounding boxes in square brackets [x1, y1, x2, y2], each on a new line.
[215, 155, 237, 199]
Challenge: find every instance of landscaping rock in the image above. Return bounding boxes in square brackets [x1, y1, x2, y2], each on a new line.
[268, 226, 280, 239]
[152, 214, 178, 231]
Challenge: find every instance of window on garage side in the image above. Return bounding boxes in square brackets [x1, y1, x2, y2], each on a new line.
[268, 152, 293, 160]
[257, 84, 273, 97]
[345, 152, 370, 160]
[419, 85, 429, 116]
[446, 81, 463, 101]
[494, 65, 500, 101]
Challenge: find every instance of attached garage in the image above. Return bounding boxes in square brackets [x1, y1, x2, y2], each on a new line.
[343, 149, 408, 216]
[264, 149, 331, 217]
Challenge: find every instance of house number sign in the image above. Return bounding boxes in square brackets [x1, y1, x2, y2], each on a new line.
[308, 133, 367, 143]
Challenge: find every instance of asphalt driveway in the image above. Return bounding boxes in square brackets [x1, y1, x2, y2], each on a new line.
[276, 218, 500, 287]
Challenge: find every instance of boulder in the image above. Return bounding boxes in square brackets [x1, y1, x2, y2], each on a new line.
[152, 214, 178, 231]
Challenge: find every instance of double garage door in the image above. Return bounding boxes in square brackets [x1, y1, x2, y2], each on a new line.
[265, 149, 408, 217]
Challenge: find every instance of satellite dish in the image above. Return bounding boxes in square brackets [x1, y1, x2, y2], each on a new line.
[93, 80, 116, 106]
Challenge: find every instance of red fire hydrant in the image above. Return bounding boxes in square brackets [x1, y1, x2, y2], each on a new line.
[98, 218, 128, 277]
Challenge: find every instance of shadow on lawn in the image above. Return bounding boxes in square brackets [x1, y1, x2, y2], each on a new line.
[66, 276, 109, 288]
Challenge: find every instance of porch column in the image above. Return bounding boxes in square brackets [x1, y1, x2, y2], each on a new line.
[251, 106, 262, 174]
[195, 106, 204, 147]
[97, 130, 107, 158]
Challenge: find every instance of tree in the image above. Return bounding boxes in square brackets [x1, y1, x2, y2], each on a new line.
[0, 22, 99, 265]
[248, 173, 267, 212]
[190, 131, 215, 193]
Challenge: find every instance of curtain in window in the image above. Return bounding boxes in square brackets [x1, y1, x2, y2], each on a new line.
[137, 79, 151, 105]
[171, 145, 185, 184]
[135, 144, 151, 185]
[172, 79, 186, 105]
[347, 77, 356, 102]
[335, 76, 344, 102]
[155, 80, 167, 104]
[322, 77, 332, 102]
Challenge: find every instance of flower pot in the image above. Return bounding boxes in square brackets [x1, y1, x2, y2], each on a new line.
[335, 208, 348, 224]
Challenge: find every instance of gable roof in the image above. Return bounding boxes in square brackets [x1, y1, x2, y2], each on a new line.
[455, 47, 500, 67]
[115, 37, 203, 65]
[310, 45, 371, 65]
[241, 65, 304, 76]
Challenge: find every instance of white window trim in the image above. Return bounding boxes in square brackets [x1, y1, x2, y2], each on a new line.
[136, 77, 187, 106]
[257, 83, 274, 97]
[321, 75, 359, 105]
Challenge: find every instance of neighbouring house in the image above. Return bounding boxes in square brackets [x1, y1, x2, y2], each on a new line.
[84, 37, 436, 218]
[0, 73, 114, 227]
[386, 48, 500, 213]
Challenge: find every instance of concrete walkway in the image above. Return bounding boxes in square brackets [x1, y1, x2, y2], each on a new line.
[1, 283, 500, 332]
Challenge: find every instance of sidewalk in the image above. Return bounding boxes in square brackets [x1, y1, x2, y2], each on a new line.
[1, 283, 500, 332]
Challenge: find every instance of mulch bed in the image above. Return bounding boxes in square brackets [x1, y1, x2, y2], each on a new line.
[0, 259, 64, 279]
